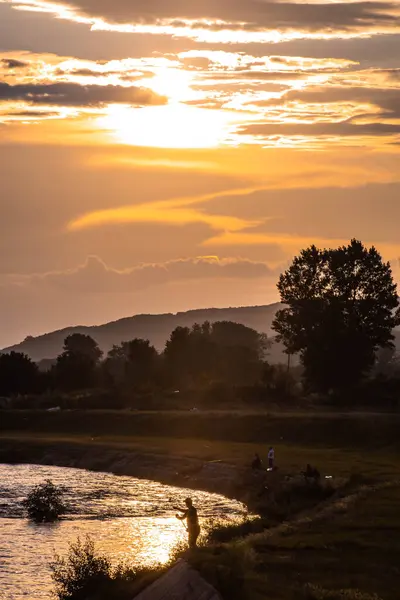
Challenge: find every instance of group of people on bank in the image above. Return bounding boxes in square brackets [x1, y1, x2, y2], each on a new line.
[252, 446, 275, 471]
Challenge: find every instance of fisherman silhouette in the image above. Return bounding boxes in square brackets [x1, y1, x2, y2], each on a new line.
[175, 498, 200, 549]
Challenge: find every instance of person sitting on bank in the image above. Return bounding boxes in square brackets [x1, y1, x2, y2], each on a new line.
[176, 497, 201, 549]
[252, 453, 263, 470]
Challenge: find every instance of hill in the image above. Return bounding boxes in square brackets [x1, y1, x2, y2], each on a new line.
[2, 303, 289, 363]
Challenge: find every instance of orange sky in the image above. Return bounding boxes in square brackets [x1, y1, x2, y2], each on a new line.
[0, 0, 400, 347]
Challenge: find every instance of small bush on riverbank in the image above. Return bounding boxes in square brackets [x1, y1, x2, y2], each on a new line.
[23, 479, 66, 523]
[51, 537, 162, 600]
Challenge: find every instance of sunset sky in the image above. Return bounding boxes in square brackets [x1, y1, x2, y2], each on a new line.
[1, 0, 400, 347]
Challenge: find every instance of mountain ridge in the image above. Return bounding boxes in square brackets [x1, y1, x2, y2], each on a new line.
[2, 303, 285, 363]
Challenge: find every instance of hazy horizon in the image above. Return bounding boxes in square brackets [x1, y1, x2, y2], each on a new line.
[1, 0, 400, 349]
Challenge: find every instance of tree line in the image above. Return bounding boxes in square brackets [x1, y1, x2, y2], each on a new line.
[1, 239, 400, 405]
[0, 320, 275, 399]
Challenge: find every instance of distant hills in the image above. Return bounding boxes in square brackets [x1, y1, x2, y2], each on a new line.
[2, 303, 292, 364]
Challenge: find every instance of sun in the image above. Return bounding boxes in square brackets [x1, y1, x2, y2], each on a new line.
[98, 102, 237, 149]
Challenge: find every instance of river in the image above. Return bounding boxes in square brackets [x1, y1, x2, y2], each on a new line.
[0, 463, 246, 600]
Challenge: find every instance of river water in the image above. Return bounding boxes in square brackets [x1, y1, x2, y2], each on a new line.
[0, 463, 246, 600]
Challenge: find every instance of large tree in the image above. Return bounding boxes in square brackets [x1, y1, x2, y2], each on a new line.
[272, 240, 400, 392]
[0, 351, 39, 396]
[104, 339, 159, 390]
[164, 321, 268, 388]
[53, 334, 103, 391]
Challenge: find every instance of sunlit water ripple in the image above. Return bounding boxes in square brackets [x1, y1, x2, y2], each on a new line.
[0, 463, 246, 600]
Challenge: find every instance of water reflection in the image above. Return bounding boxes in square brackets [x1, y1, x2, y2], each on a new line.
[0, 464, 246, 600]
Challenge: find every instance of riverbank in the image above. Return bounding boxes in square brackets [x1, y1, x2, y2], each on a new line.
[3, 407, 400, 512]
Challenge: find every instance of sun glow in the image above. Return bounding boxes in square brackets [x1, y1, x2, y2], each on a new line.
[99, 103, 238, 149]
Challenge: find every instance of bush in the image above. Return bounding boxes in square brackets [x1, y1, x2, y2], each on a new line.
[51, 536, 161, 600]
[23, 479, 66, 523]
[51, 537, 111, 600]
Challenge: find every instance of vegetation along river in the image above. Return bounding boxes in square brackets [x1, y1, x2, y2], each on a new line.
[0, 463, 246, 600]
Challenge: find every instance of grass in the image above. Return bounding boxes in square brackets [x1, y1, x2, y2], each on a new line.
[2, 429, 400, 482]
[185, 482, 400, 600]
[2, 409, 400, 451]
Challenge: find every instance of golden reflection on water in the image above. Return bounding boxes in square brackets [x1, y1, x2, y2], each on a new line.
[133, 517, 186, 565]
[0, 464, 247, 600]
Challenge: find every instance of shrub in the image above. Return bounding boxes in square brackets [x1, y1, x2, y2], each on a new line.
[51, 536, 162, 600]
[23, 479, 66, 523]
[51, 537, 111, 600]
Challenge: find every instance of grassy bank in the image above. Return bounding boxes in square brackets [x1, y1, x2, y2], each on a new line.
[188, 480, 400, 600]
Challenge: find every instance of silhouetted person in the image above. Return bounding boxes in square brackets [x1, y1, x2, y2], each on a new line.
[252, 453, 263, 470]
[176, 497, 200, 548]
[268, 447, 275, 470]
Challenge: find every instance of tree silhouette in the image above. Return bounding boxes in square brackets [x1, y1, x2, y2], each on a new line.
[0, 351, 39, 396]
[63, 334, 103, 363]
[164, 321, 268, 388]
[53, 334, 103, 391]
[104, 339, 159, 390]
[272, 239, 400, 392]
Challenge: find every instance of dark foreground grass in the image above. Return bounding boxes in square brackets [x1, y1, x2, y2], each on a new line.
[188, 482, 400, 600]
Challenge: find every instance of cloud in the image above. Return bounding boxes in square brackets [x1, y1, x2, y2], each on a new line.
[240, 120, 400, 139]
[0, 254, 281, 347]
[0, 57, 27, 68]
[57, 67, 120, 77]
[7, 0, 400, 35]
[278, 86, 400, 112]
[203, 230, 349, 250]
[1, 109, 60, 119]
[0, 81, 166, 106]
[56, 67, 154, 81]
[68, 187, 261, 233]
[180, 56, 213, 70]
[200, 70, 310, 82]
[7, 254, 277, 294]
